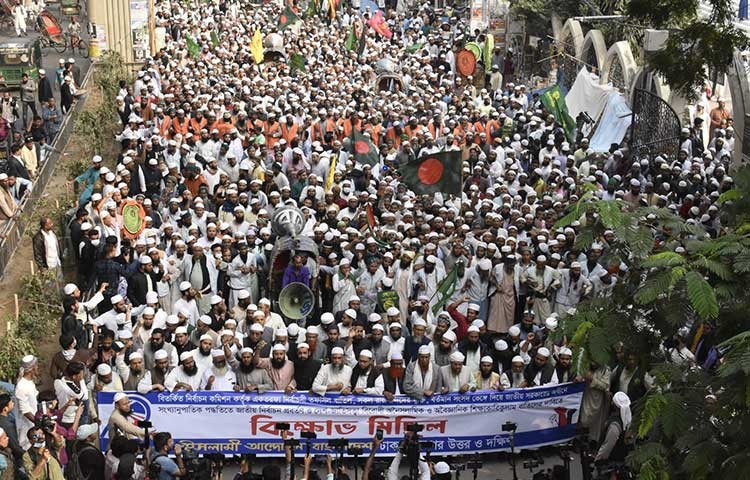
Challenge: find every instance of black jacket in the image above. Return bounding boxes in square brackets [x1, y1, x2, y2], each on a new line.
[126, 269, 163, 306]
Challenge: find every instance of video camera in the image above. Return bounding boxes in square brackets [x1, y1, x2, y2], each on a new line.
[35, 414, 57, 434]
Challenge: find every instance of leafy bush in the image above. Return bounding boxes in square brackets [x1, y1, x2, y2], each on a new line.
[0, 327, 39, 382]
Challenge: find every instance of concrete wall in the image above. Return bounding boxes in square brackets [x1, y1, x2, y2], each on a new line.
[88, 0, 134, 63]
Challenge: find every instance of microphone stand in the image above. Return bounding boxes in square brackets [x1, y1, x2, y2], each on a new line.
[508, 429, 518, 480]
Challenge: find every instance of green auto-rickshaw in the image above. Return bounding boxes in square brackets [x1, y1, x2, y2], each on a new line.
[60, 0, 81, 16]
[0, 41, 42, 90]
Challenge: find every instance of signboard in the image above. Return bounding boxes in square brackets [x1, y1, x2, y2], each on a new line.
[120, 199, 146, 239]
[130, 0, 150, 61]
[469, 0, 488, 32]
[97, 383, 585, 455]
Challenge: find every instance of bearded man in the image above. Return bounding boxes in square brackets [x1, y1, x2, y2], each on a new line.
[165, 351, 203, 391]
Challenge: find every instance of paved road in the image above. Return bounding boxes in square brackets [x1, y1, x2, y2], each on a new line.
[0, 2, 92, 96]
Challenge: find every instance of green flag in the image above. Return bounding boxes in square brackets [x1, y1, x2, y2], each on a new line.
[278, 6, 300, 30]
[185, 34, 201, 59]
[483, 33, 494, 70]
[431, 263, 460, 315]
[210, 30, 220, 47]
[405, 42, 425, 54]
[344, 25, 358, 51]
[350, 130, 379, 166]
[400, 150, 462, 197]
[540, 85, 576, 142]
[378, 290, 400, 312]
[288, 52, 306, 72]
[306, 0, 319, 17]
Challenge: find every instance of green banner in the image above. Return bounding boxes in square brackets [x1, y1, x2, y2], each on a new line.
[540, 85, 576, 142]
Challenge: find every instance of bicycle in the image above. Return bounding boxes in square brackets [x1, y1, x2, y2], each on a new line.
[39, 33, 88, 58]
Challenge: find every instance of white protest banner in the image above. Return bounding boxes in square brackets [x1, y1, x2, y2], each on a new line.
[98, 382, 584, 456]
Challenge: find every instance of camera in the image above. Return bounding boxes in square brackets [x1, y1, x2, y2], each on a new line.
[347, 447, 363, 456]
[301, 431, 317, 440]
[146, 459, 162, 480]
[406, 423, 424, 433]
[36, 415, 56, 433]
[327, 438, 349, 449]
[502, 421, 517, 432]
[275, 422, 291, 431]
[137, 420, 153, 429]
[284, 439, 301, 448]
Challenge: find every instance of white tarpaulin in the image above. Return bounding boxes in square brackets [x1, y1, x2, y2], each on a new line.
[590, 92, 633, 152]
[565, 68, 613, 122]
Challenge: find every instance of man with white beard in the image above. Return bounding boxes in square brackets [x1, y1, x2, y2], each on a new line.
[311, 347, 352, 396]
[165, 351, 204, 391]
[500, 355, 528, 388]
[200, 350, 237, 391]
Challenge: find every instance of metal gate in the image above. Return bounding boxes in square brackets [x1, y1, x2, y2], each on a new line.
[629, 88, 682, 160]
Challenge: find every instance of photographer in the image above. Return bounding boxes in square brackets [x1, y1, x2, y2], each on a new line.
[388, 431, 430, 480]
[151, 432, 186, 479]
[33, 393, 71, 469]
[21, 426, 64, 480]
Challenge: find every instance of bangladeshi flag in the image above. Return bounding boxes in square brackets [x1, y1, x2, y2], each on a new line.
[400, 150, 462, 196]
[278, 6, 300, 30]
[351, 130, 379, 166]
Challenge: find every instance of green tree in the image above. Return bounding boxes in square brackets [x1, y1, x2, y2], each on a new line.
[555, 169, 750, 479]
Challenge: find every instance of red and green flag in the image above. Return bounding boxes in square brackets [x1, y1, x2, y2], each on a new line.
[400, 150, 462, 196]
[351, 130, 379, 166]
[365, 204, 389, 248]
[278, 6, 300, 30]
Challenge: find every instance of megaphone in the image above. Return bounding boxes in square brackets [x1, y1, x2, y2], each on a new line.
[278, 282, 315, 320]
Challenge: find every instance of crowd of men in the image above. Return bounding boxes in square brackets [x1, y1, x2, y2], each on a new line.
[0, 0, 738, 478]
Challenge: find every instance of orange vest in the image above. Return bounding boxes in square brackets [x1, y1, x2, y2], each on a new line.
[281, 122, 299, 144]
[158, 115, 172, 137]
[190, 117, 207, 134]
[265, 121, 282, 148]
[172, 117, 190, 137]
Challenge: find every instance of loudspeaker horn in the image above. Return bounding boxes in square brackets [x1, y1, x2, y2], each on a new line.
[278, 282, 314, 319]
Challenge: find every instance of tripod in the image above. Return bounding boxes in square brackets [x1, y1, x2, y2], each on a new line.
[503, 421, 519, 480]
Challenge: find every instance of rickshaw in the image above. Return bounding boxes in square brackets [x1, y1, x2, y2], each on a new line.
[0, 40, 42, 90]
[0, 0, 15, 31]
[37, 10, 68, 54]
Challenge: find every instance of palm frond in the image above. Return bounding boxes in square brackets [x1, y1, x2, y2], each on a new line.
[684, 270, 719, 319]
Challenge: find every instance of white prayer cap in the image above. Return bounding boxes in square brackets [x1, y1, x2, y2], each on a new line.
[389, 322, 402, 330]
[372, 323, 385, 332]
[113, 392, 128, 404]
[210, 295, 223, 305]
[471, 319, 485, 329]
[272, 344, 287, 352]
[478, 258, 492, 270]
[167, 315, 180, 325]
[340, 258, 351, 266]
[386, 307, 400, 316]
[287, 324, 300, 336]
[418, 345, 431, 355]
[449, 351, 465, 363]
[467, 303, 480, 312]
[481, 355, 494, 364]
[508, 326, 521, 336]
[220, 329, 234, 338]
[296, 343, 310, 350]
[129, 351, 143, 361]
[434, 462, 451, 475]
[139, 255, 152, 265]
[110, 294, 124, 304]
[545, 317, 558, 330]
[321, 313, 335, 324]
[426, 255, 437, 263]
[368, 313, 381, 323]
[359, 349, 373, 359]
[179, 281, 192, 291]
[249, 323, 264, 332]
[239, 347, 254, 355]
[179, 351, 194, 362]
[331, 347, 345, 356]
[175, 326, 188, 335]
[237, 290, 250, 299]
[63, 283, 77, 295]
[199, 333, 214, 342]
[494, 340, 508, 351]
[211, 349, 225, 358]
[198, 315, 212, 325]
[118, 329, 132, 339]
[511, 355, 525, 364]
[537, 347, 551, 358]
[146, 291, 158, 304]
[413, 318, 427, 327]
[344, 309, 357, 319]
[97, 364, 112, 375]
[390, 350, 403, 360]
[143, 307, 155, 316]
[154, 350, 169, 360]
[570, 261, 582, 269]
[275, 327, 288, 337]
[76, 423, 98, 440]
[443, 330, 456, 343]
[559, 347, 573, 357]
[467, 325, 480, 333]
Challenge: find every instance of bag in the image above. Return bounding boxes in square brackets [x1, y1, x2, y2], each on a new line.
[65, 443, 95, 480]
